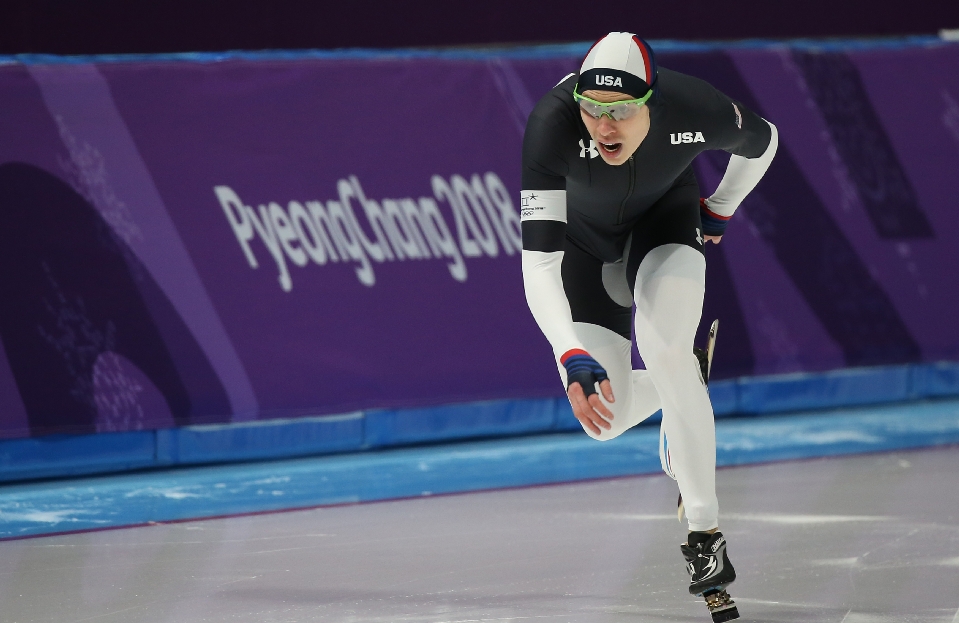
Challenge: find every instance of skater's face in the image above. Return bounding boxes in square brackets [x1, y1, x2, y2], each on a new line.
[579, 89, 651, 165]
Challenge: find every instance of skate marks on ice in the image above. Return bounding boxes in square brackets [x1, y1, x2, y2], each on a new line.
[575, 506, 959, 623]
[0, 447, 958, 623]
[587, 512, 891, 524]
[732, 599, 959, 623]
[716, 450, 959, 623]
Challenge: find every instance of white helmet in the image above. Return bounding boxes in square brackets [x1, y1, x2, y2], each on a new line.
[577, 32, 658, 98]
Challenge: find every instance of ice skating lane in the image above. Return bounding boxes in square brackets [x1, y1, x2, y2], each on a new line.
[1, 445, 957, 622]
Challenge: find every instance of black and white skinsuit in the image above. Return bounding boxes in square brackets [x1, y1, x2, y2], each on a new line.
[520, 69, 777, 531]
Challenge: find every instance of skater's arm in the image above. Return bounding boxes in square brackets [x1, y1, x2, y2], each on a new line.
[520, 189, 583, 360]
[521, 108, 615, 431]
[696, 90, 778, 240]
[702, 119, 778, 238]
[520, 110, 585, 361]
[520, 191, 615, 433]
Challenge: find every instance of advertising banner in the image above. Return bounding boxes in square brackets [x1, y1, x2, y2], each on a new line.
[1, 42, 958, 438]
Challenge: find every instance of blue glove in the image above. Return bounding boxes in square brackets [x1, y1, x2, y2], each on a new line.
[699, 198, 731, 237]
[561, 349, 608, 398]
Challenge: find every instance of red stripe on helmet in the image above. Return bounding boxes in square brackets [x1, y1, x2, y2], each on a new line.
[632, 36, 653, 84]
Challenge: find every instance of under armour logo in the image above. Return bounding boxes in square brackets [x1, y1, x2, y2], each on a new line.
[579, 139, 599, 159]
[696, 228, 703, 245]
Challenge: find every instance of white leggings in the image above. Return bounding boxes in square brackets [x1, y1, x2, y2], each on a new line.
[556, 244, 719, 532]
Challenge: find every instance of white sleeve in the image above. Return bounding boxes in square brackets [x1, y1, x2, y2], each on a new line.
[522, 250, 584, 359]
[520, 189, 584, 360]
[704, 120, 778, 218]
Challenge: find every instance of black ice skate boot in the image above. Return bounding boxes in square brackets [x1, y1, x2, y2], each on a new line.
[681, 531, 739, 622]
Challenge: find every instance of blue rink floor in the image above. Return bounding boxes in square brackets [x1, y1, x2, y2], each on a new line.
[1, 398, 958, 541]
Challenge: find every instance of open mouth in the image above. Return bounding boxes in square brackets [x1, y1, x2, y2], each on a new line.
[599, 142, 622, 155]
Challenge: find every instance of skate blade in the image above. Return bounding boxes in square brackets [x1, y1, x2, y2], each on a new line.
[706, 319, 718, 380]
[710, 605, 739, 622]
[705, 589, 738, 622]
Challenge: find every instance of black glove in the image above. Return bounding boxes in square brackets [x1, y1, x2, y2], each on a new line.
[561, 349, 608, 398]
[699, 197, 731, 237]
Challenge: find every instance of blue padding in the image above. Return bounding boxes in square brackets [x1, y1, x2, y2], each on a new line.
[364, 398, 557, 447]
[0, 431, 156, 482]
[737, 365, 912, 414]
[553, 398, 581, 431]
[708, 380, 738, 416]
[716, 400, 959, 465]
[0, 430, 659, 539]
[166, 413, 365, 465]
[2, 399, 958, 539]
[912, 362, 959, 398]
[3, 363, 959, 485]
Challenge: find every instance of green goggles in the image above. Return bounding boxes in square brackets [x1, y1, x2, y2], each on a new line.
[573, 85, 652, 121]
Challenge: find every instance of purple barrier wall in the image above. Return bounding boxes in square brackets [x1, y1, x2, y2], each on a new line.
[1, 41, 958, 440]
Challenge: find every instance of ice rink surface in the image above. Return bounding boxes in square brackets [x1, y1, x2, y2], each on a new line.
[1, 446, 958, 623]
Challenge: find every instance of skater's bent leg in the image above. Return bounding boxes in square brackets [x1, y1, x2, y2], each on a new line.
[556, 322, 662, 441]
[633, 244, 718, 532]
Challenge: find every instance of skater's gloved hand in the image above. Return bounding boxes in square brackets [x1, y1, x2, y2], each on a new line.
[561, 349, 615, 435]
[699, 198, 726, 244]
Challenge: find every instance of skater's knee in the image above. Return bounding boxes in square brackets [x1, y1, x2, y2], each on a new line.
[578, 396, 653, 440]
[641, 341, 696, 378]
[582, 420, 627, 441]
